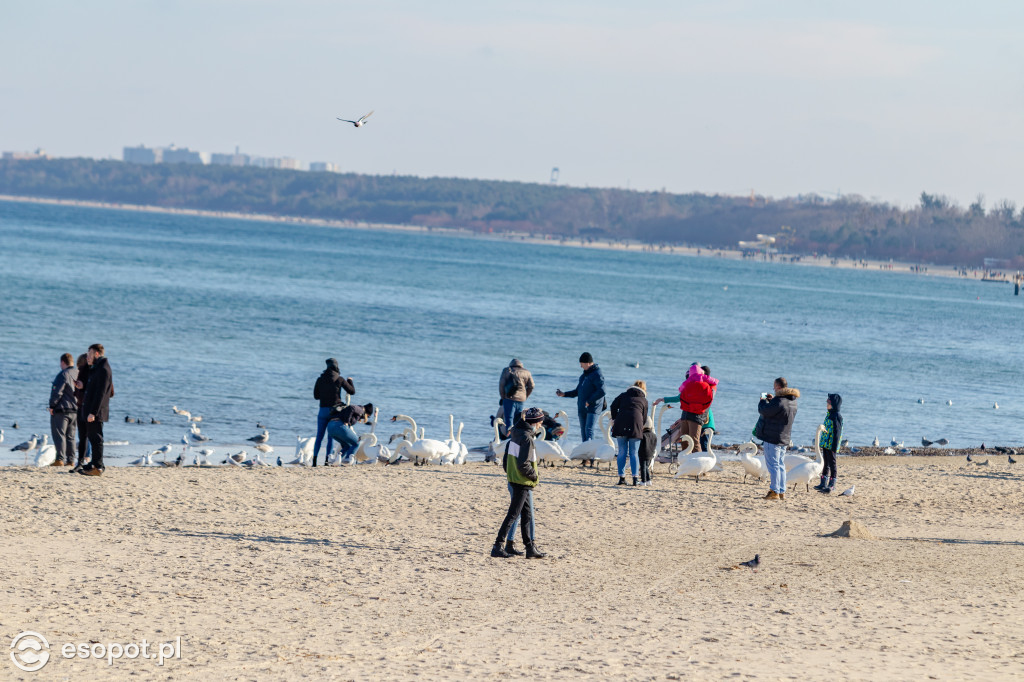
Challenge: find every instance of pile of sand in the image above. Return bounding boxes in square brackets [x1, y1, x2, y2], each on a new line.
[830, 519, 878, 539]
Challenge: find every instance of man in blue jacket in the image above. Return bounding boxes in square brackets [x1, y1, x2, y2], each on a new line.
[556, 352, 605, 442]
[48, 352, 78, 466]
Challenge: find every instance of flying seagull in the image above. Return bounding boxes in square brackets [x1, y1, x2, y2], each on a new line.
[337, 111, 374, 127]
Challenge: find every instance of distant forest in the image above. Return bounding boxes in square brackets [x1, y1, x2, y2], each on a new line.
[2, 158, 1022, 267]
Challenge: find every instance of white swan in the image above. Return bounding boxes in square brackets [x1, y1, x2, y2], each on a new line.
[33, 435, 56, 467]
[488, 418, 509, 462]
[673, 435, 717, 482]
[786, 426, 827, 493]
[569, 411, 616, 469]
[737, 442, 768, 483]
[388, 415, 448, 465]
[442, 414, 460, 465]
[535, 417, 570, 467]
[288, 435, 314, 465]
[356, 432, 393, 464]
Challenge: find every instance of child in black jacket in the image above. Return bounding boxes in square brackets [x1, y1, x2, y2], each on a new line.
[815, 393, 843, 493]
[638, 417, 658, 487]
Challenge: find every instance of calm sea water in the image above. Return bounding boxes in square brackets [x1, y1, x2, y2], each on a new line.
[1, 199, 1021, 465]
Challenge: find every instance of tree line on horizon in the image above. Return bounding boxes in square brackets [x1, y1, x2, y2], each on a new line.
[1, 158, 1022, 267]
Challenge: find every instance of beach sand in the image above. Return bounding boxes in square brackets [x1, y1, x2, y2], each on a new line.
[3, 456, 1023, 680]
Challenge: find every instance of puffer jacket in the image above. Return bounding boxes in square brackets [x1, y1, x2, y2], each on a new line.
[499, 359, 535, 402]
[756, 387, 800, 446]
[563, 364, 606, 414]
[610, 386, 648, 440]
[818, 393, 844, 451]
[49, 366, 79, 413]
[502, 419, 539, 488]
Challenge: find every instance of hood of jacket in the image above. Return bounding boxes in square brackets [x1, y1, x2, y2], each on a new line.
[777, 387, 800, 399]
[624, 386, 646, 399]
[325, 358, 340, 373]
[827, 393, 842, 412]
[509, 358, 524, 369]
[685, 363, 703, 380]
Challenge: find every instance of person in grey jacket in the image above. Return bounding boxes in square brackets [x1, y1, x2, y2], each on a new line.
[48, 352, 78, 466]
[498, 358, 534, 439]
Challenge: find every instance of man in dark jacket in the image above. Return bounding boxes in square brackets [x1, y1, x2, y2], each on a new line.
[80, 344, 113, 476]
[491, 407, 546, 559]
[498, 358, 534, 439]
[755, 377, 800, 500]
[312, 358, 356, 467]
[610, 381, 649, 486]
[326, 402, 373, 464]
[556, 352, 606, 442]
[48, 352, 78, 466]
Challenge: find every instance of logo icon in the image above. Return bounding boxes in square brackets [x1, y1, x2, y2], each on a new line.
[10, 631, 50, 672]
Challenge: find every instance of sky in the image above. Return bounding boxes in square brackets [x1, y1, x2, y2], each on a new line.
[1, 1, 1022, 208]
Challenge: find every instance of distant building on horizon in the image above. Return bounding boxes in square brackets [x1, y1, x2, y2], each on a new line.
[122, 143, 322, 173]
[162, 145, 208, 165]
[310, 162, 340, 173]
[3, 148, 49, 161]
[123, 145, 162, 164]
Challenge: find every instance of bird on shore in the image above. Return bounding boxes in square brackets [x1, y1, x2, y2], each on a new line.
[739, 555, 760, 571]
[197, 448, 214, 466]
[129, 452, 153, 466]
[247, 430, 269, 444]
[922, 437, 933, 447]
[840, 485, 855, 496]
[150, 444, 174, 462]
[10, 434, 38, 451]
[276, 456, 283, 467]
[976, 459, 990, 466]
[254, 443, 273, 454]
[967, 453, 973, 462]
[872, 436, 880, 447]
[337, 111, 373, 127]
[161, 453, 184, 468]
[189, 430, 210, 443]
[935, 438, 949, 446]
[225, 451, 247, 466]
[1009, 455, 1017, 464]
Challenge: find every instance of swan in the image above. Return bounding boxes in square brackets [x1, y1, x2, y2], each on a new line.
[673, 436, 717, 482]
[453, 422, 469, 464]
[388, 415, 448, 465]
[442, 414, 460, 464]
[356, 432, 393, 464]
[488, 418, 510, 462]
[705, 430, 723, 473]
[288, 435, 314, 465]
[33, 435, 56, 467]
[535, 424, 570, 466]
[737, 442, 768, 483]
[569, 411, 616, 469]
[786, 426, 827, 493]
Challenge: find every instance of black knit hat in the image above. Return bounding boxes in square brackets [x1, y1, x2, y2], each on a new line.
[523, 407, 545, 423]
[579, 352, 594, 363]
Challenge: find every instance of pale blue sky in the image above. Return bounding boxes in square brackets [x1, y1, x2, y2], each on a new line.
[2, 1, 1021, 207]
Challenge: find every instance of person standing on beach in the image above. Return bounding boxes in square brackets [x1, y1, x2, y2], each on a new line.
[653, 363, 717, 452]
[491, 407, 546, 559]
[698, 366, 717, 452]
[754, 377, 799, 500]
[313, 358, 355, 467]
[498, 359, 534, 439]
[815, 393, 843, 494]
[610, 380, 648, 486]
[71, 353, 90, 472]
[48, 353, 78, 466]
[325, 402, 373, 465]
[556, 352, 605, 442]
[80, 344, 113, 476]
[638, 416, 658, 487]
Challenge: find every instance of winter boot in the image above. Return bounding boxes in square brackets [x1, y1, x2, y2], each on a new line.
[617, 477, 627, 485]
[525, 543, 546, 559]
[632, 477, 639, 486]
[824, 477, 836, 493]
[504, 541, 524, 556]
[813, 475, 828, 491]
[490, 541, 511, 558]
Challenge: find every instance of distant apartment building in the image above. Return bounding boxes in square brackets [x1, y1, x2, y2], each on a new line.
[309, 162, 340, 173]
[3, 148, 49, 160]
[162, 145, 209, 165]
[123, 145, 162, 164]
[210, 152, 250, 167]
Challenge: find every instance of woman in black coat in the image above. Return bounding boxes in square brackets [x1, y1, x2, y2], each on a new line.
[610, 380, 648, 486]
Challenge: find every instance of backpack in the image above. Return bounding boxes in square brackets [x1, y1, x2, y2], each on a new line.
[504, 370, 524, 397]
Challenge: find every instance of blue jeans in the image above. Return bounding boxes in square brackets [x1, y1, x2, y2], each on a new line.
[763, 442, 787, 493]
[502, 399, 523, 433]
[616, 437, 640, 477]
[326, 421, 359, 460]
[506, 482, 535, 542]
[578, 409, 598, 442]
[313, 406, 335, 461]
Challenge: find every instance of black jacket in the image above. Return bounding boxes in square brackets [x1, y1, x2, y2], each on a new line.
[314, 367, 355, 407]
[83, 357, 113, 422]
[328, 403, 367, 426]
[49, 366, 79, 413]
[502, 419, 539, 486]
[756, 387, 800, 446]
[639, 427, 658, 463]
[563, 364, 606, 414]
[610, 386, 648, 439]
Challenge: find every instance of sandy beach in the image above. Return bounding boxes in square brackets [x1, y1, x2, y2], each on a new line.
[1, 194, 1011, 283]
[3, 456, 1023, 680]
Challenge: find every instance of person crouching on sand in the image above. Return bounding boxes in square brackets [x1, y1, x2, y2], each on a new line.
[491, 407, 546, 559]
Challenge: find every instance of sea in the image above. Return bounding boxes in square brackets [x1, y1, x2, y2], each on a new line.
[1, 199, 1021, 465]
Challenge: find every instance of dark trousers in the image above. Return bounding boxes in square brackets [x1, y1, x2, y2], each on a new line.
[76, 410, 90, 465]
[85, 420, 105, 468]
[822, 448, 837, 479]
[50, 411, 77, 463]
[496, 483, 534, 546]
[639, 455, 653, 482]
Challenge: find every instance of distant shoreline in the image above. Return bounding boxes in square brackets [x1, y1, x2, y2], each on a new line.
[1, 193, 1015, 284]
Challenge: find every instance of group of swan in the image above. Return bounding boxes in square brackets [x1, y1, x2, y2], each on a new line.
[735, 425, 827, 492]
[387, 413, 469, 466]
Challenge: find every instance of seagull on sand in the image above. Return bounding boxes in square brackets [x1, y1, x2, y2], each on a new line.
[254, 443, 273, 454]
[967, 453, 974, 462]
[150, 444, 174, 460]
[872, 436, 880, 447]
[337, 110, 373, 127]
[129, 452, 153, 466]
[739, 555, 760, 571]
[921, 437, 933, 447]
[247, 430, 269, 444]
[11, 434, 38, 451]
[934, 438, 949, 446]
[1009, 455, 1017, 464]
[840, 485, 855, 496]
